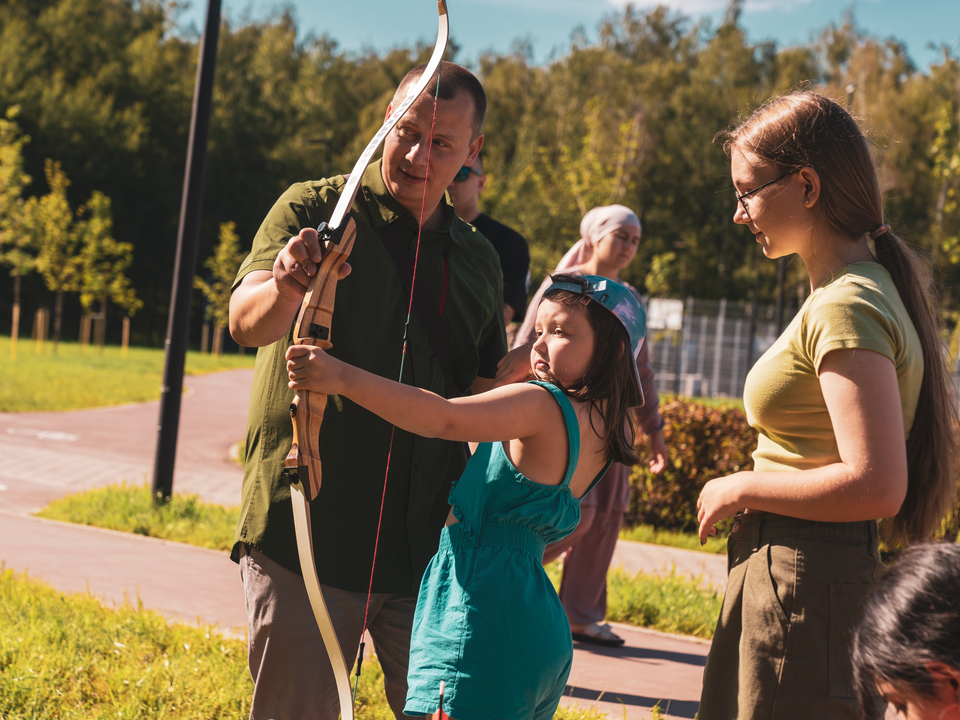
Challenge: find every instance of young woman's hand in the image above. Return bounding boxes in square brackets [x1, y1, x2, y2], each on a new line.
[285, 345, 346, 395]
[697, 472, 751, 545]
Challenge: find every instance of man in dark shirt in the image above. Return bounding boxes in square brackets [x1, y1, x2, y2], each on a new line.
[229, 62, 506, 720]
[447, 153, 530, 325]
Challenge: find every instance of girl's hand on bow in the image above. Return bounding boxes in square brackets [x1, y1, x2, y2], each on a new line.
[286, 345, 346, 395]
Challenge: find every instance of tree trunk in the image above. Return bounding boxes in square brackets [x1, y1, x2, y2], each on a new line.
[53, 291, 63, 353]
[213, 325, 224, 357]
[11, 275, 20, 360]
[98, 295, 107, 353]
[80, 314, 91, 351]
[121, 316, 130, 358]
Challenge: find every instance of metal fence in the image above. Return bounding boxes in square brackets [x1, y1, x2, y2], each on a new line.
[645, 298, 796, 399]
[645, 297, 960, 400]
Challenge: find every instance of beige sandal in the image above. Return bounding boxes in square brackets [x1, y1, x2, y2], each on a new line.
[571, 622, 625, 647]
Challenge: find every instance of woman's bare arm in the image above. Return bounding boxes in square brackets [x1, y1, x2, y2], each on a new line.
[697, 348, 907, 542]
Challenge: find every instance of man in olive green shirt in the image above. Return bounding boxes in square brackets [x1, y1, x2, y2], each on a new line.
[229, 62, 506, 720]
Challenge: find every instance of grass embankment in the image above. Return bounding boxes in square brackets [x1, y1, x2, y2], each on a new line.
[36, 483, 239, 552]
[687, 395, 745, 411]
[41, 485, 723, 640]
[0, 568, 429, 720]
[2, 564, 611, 720]
[0, 336, 255, 412]
[619, 524, 727, 554]
[1, 568, 610, 719]
[543, 560, 721, 640]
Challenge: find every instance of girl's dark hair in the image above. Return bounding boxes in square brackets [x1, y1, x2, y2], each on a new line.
[540, 273, 640, 466]
[720, 91, 959, 545]
[852, 542, 960, 718]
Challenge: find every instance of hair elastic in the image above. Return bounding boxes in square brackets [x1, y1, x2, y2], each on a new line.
[870, 225, 891, 239]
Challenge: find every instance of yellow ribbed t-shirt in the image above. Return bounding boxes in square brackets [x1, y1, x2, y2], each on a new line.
[744, 262, 923, 473]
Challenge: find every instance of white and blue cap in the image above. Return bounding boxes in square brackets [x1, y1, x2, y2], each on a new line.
[544, 274, 646, 407]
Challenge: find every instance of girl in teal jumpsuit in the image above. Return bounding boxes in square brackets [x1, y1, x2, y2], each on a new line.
[286, 274, 648, 720]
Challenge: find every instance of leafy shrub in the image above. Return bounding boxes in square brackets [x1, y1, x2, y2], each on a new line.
[626, 397, 758, 532]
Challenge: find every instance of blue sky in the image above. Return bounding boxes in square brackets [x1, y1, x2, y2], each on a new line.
[178, 0, 960, 72]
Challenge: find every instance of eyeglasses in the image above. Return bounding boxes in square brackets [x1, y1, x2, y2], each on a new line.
[734, 168, 800, 219]
[453, 165, 482, 182]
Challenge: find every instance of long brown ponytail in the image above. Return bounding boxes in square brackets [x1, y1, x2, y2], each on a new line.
[722, 91, 958, 545]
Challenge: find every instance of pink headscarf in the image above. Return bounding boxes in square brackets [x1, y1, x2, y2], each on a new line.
[554, 204, 642, 271]
[513, 204, 641, 348]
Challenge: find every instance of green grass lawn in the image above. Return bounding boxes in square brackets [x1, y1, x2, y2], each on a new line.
[42, 485, 723, 642]
[0, 567, 611, 719]
[0, 568, 253, 719]
[619, 524, 727, 554]
[0, 336, 255, 412]
[606, 567, 722, 638]
[684, 395, 745, 411]
[36, 483, 239, 552]
[544, 559, 721, 640]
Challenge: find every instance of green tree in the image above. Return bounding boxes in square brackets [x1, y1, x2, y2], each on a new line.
[0, 105, 32, 350]
[28, 159, 82, 352]
[75, 190, 141, 350]
[194, 221, 245, 356]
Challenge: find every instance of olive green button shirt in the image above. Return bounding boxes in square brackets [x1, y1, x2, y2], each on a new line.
[231, 160, 507, 594]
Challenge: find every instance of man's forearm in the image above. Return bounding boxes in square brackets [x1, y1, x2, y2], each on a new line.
[230, 271, 302, 347]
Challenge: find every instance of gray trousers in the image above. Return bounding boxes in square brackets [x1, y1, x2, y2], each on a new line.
[543, 505, 623, 626]
[239, 544, 417, 720]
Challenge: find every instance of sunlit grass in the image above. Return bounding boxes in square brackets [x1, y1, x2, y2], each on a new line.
[0, 335, 254, 411]
[672, 393, 743, 410]
[36, 483, 239, 552]
[0, 567, 419, 719]
[545, 561, 721, 639]
[43, 485, 721, 642]
[606, 566, 722, 639]
[0, 567, 252, 718]
[619, 524, 727, 554]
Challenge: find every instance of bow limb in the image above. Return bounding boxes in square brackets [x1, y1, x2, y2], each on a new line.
[282, 4, 449, 718]
[285, 216, 357, 720]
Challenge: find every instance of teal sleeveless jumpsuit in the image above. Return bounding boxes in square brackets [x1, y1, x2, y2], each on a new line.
[404, 381, 609, 720]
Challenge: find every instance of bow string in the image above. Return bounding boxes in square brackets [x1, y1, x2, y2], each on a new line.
[283, 4, 449, 720]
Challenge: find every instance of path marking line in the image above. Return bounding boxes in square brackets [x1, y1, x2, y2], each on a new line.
[7, 428, 79, 442]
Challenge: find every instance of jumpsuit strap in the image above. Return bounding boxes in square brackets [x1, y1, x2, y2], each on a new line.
[582, 460, 614, 498]
[528, 381, 580, 487]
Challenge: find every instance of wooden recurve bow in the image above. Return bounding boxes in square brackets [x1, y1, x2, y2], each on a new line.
[283, 4, 449, 719]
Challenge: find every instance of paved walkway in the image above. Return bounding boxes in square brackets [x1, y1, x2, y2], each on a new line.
[0, 368, 723, 719]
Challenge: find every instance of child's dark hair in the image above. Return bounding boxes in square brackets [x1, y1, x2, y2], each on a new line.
[851, 542, 960, 718]
[541, 273, 640, 466]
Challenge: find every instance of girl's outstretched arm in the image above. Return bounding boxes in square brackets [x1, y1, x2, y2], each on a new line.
[286, 344, 555, 444]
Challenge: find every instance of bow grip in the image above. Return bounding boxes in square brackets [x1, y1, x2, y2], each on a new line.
[292, 216, 358, 346]
[283, 391, 328, 502]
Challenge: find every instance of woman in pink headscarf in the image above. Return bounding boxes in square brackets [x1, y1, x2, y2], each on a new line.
[504, 204, 668, 646]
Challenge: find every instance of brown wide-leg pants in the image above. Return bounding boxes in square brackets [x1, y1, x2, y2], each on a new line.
[698, 512, 887, 720]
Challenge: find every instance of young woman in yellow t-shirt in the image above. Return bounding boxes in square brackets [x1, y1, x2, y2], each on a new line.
[696, 92, 957, 720]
